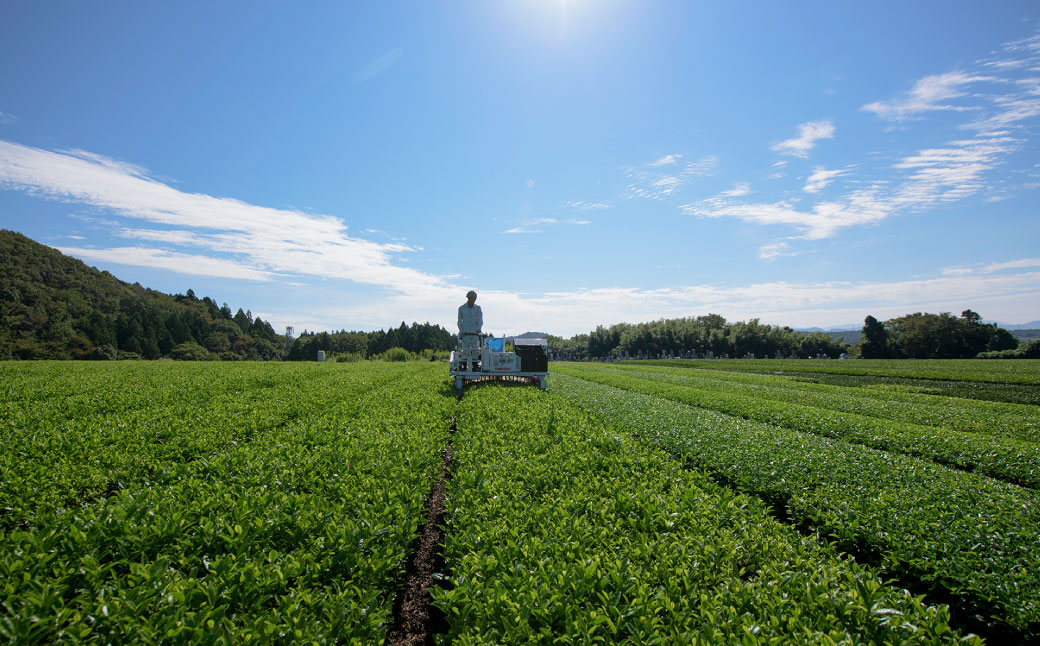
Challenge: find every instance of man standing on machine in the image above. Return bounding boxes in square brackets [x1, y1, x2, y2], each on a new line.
[457, 290, 483, 352]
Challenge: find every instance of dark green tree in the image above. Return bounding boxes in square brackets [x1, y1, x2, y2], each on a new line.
[860, 315, 895, 358]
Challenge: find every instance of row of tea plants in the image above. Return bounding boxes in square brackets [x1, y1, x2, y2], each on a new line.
[1, 363, 453, 643]
[434, 383, 972, 643]
[551, 369, 1040, 639]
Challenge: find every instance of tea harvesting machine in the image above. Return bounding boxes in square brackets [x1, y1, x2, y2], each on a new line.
[449, 334, 548, 397]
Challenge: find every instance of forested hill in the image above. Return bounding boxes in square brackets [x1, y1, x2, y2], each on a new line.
[0, 230, 285, 360]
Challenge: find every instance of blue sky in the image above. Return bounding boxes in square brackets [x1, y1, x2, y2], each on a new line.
[1, 1, 1038, 336]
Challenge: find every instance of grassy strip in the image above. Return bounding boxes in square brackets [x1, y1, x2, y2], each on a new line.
[434, 382, 969, 644]
[600, 362, 1040, 442]
[632, 358, 1040, 385]
[551, 372, 1040, 638]
[0, 363, 453, 644]
[554, 364, 1040, 489]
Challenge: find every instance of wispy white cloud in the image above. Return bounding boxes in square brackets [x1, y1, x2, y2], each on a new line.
[682, 191, 890, 240]
[697, 31, 1040, 241]
[326, 265, 1040, 336]
[963, 95, 1040, 132]
[58, 148, 154, 179]
[942, 257, 1040, 276]
[687, 131, 1010, 239]
[864, 32, 1040, 138]
[117, 228, 208, 246]
[648, 154, 681, 167]
[561, 200, 611, 210]
[59, 245, 279, 281]
[984, 257, 1040, 272]
[771, 120, 835, 158]
[757, 241, 792, 261]
[862, 71, 992, 120]
[351, 48, 404, 83]
[68, 213, 121, 227]
[623, 154, 717, 200]
[502, 215, 591, 234]
[0, 111, 18, 124]
[0, 140, 453, 296]
[720, 182, 750, 197]
[803, 167, 847, 193]
[983, 59, 1027, 71]
[889, 135, 1016, 207]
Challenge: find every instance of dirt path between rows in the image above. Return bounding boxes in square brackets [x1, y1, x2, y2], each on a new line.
[385, 418, 455, 646]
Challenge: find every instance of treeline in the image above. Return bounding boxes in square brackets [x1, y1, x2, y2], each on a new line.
[286, 322, 454, 361]
[548, 309, 1031, 361]
[861, 310, 1033, 359]
[0, 230, 284, 360]
[547, 314, 850, 360]
[0, 230, 458, 362]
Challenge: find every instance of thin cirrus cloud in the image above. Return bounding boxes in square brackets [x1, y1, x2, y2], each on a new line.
[864, 32, 1040, 129]
[59, 246, 279, 281]
[757, 240, 794, 262]
[684, 31, 1040, 245]
[942, 257, 1040, 276]
[648, 154, 681, 167]
[771, 120, 835, 158]
[561, 200, 611, 210]
[684, 131, 1011, 240]
[720, 182, 750, 197]
[502, 216, 590, 234]
[502, 219, 554, 234]
[0, 140, 455, 297]
[803, 167, 847, 193]
[682, 193, 890, 241]
[623, 153, 717, 200]
[861, 71, 993, 120]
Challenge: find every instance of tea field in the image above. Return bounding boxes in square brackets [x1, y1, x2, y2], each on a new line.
[1, 359, 1038, 643]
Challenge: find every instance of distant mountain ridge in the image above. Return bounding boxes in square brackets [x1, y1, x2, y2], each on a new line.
[508, 331, 550, 339]
[997, 320, 1040, 330]
[794, 325, 860, 333]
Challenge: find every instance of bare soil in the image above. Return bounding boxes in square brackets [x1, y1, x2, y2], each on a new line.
[385, 420, 455, 646]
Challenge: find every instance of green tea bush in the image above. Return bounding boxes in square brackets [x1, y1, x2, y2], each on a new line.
[436, 383, 969, 643]
[552, 371, 1040, 638]
[555, 364, 1040, 486]
[0, 363, 454, 644]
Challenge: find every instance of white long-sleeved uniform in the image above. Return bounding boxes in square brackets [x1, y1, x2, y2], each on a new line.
[458, 303, 483, 335]
[458, 303, 483, 351]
